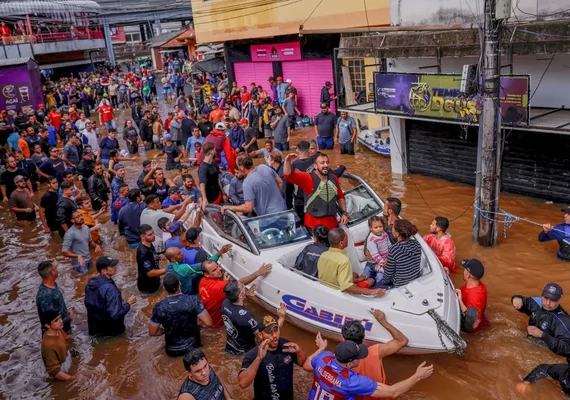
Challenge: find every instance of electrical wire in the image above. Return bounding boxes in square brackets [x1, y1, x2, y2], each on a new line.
[300, 0, 325, 29]
[194, 0, 303, 26]
[515, 0, 570, 18]
[363, 0, 371, 32]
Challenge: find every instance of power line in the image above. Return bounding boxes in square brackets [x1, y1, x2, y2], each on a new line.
[300, 0, 325, 29]
[363, 0, 371, 31]
[515, 0, 570, 18]
[194, 0, 303, 26]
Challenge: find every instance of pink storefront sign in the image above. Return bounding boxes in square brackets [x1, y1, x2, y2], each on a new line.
[250, 42, 301, 62]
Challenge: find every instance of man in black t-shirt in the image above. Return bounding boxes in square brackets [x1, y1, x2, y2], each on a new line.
[1, 155, 32, 202]
[221, 279, 260, 355]
[149, 273, 212, 357]
[179, 348, 231, 400]
[238, 315, 306, 400]
[39, 177, 60, 233]
[198, 142, 224, 207]
[136, 224, 166, 293]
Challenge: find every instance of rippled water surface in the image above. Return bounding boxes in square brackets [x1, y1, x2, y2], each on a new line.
[1, 104, 569, 400]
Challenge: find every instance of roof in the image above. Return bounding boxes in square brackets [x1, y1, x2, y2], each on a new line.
[0, 57, 35, 67]
[148, 29, 186, 48]
[160, 29, 196, 49]
[0, 0, 101, 15]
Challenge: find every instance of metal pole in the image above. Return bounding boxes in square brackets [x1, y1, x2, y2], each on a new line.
[476, 0, 501, 246]
[103, 21, 116, 65]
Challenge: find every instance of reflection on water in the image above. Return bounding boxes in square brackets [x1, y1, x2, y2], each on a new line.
[1, 108, 569, 400]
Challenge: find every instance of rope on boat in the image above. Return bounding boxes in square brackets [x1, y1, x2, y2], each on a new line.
[473, 203, 569, 240]
[428, 309, 467, 356]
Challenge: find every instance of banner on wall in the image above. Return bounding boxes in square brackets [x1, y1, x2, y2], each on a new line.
[373, 72, 530, 126]
[250, 42, 301, 62]
[0, 61, 44, 123]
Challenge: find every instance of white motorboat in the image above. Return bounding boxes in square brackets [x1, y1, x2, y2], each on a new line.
[200, 173, 465, 355]
[358, 128, 391, 157]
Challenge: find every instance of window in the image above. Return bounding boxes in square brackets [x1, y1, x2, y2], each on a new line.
[125, 32, 141, 43]
[204, 209, 253, 252]
[347, 59, 366, 93]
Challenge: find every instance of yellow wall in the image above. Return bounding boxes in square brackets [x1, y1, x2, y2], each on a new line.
[191, 0, 390, 43]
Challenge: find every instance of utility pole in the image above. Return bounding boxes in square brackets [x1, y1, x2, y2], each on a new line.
[475, 0, 502, 246]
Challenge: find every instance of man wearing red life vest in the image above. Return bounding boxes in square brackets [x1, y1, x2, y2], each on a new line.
[284, 152, 348, 231]
[196, 122, 236, 173]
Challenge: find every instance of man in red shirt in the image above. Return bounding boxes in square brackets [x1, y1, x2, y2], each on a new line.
[455, 259, 488, 332]
[198, 260, 272, 328]
[284, 152, 348, 231]
[423, 216, 456, 273]
[98, 99, 116, 132]
[48, 107, 62, 131]
[0, 22, 11, 44]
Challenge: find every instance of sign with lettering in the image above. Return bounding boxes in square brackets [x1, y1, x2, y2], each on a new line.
[282, 294, 373, 331]
[251, 42, 301, 62]
[374, 72, 530, 126]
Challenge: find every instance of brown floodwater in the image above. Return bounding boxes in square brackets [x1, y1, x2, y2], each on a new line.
[1, 106, 569, 400]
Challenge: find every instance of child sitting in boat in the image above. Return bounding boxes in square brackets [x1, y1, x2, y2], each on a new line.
[363, 216, 391, 286]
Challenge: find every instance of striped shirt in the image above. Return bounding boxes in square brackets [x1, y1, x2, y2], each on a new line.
[382, 239, 422, 287]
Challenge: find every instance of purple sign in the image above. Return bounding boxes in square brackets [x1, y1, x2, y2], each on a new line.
[0, 59, 44, 123]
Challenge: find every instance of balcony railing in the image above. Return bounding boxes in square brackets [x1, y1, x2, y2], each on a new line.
[31, 28, 104, 44]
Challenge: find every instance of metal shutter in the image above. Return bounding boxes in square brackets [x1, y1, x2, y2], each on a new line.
[233, 62, 273, 90]
[282, 59, 335, 120]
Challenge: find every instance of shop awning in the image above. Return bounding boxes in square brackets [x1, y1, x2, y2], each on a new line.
[191, 57, 225, 75]
[0, 0, 101, 15]
[339, 102, 570, 135]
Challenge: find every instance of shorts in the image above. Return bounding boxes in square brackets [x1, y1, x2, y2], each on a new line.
[363, 263, 384, 287]
[127, 241, 140, 249]
[275, 142, 289, 151]
[163, 86, 171, 94]
[317, 136, 334, 150]
[263, 128, 273, 138]
[340, 141, 355, 155]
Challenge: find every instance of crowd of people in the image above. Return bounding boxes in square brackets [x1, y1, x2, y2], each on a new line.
[1, 63, 570, 398]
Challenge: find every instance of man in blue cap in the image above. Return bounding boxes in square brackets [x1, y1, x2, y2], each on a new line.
[539, 206, 570, 261]
[303, 336, 433, 399]
[512, 283, 570, 359]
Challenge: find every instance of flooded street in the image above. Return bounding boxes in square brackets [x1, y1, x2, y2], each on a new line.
[1, 105, 569, 400]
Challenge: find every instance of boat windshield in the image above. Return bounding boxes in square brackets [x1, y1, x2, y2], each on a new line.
[242, 210, 312, 250]
[338, 175, 384, 225]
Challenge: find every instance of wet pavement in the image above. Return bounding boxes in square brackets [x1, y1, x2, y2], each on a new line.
[1, 101, 569, 399]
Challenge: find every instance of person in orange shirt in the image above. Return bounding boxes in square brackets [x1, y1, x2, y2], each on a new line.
[208, 102, 224, 124]
[423, 216, 456, 273]
[75, 195, 105, 245]
[18, 130, 31, 158]
[341, 310, 409, 400]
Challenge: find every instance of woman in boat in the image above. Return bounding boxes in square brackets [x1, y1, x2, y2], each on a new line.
[381, 219, 422, 288]
[294, 225, 329, 277]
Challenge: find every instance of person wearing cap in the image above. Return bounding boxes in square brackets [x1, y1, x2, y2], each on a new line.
[1, 155, 33, 202]
[198, 113, 214, 138]
[512, 282, 570, 358]
[77, 148, 96, 190]
[314, 103, 336, 150]
[238, 314, 306, 398]
[8, 174, 38, 222]
[154, 134, 183, 171]
[303, 337, 433, 399]
[539, 207, 570, 261]
[85, 256, 136, 337]
[136, 224, 167, 293]
[149, 273, 213, 357]
[455, 259, 488, 332]
[40, 310, 76, 381]
[36, 260, 72, 335]
[275, 76, 287, 105]
[284, 78, 297, 104]
[320, 81, 336, 108]
[423, 216, 457, 273]
[62, 211, 101, 274]
[178, 348, 232, 400]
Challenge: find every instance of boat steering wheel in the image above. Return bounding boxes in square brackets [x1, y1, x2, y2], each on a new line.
[260, 228, 282, 244]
